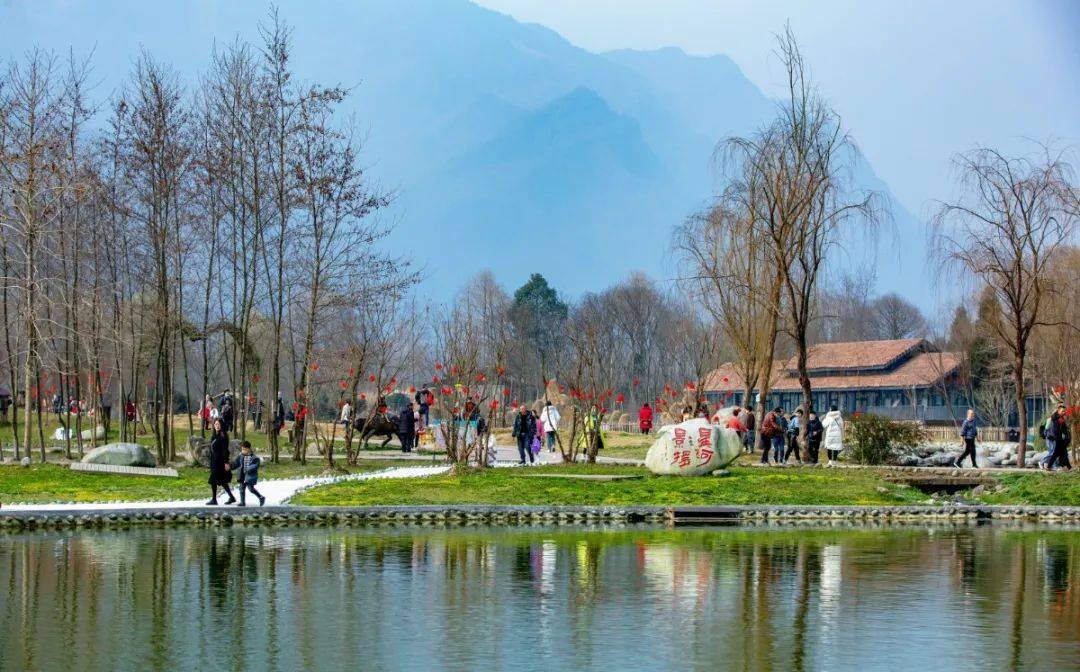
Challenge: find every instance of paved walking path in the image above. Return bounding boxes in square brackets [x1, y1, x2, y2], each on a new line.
[3, 464, 451, 512]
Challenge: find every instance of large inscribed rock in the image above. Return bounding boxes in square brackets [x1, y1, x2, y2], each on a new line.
[645, 417, 742, 476]
[81, 442, 158, 468]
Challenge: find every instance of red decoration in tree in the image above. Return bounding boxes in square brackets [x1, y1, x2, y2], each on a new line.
[390, 377, 397, 385]
[311, 362, 320, 372]
[476, 373, 486, 383]
[409, 385, 416, 394]
[686, 381, 696, 391]
[450, 365, 459, 375]
[435, 362, 443, 370]
[503, 388, 511, 396]
[252, 374, 261, 383]
[441, 386, 452, 395]
[558, 384, 565, 393]
[360, 393, 367, 400]
[616, 393, 625, 404]
[292, 402, 299, 411]
[1052, 385, 1067, 395]
[432, 375, 440, 384]
[496, 365, 506, 376]
[721, 376, 729, 384]
[511, 400, 519, 409]
[462, 386, 470, 395]
[340, 381, 349, 391]
[490, 400, 500, 410]
[369, 374, 377, 382]
[632, 378, 640, 387]
[349, 368, 356, 377]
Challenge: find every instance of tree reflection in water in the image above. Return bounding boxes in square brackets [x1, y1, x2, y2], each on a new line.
[0, 524, 1077, 671]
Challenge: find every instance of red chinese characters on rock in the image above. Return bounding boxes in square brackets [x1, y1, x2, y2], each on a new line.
[673, 428, 687, 447]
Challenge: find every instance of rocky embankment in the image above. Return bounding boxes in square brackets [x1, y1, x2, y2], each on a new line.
[896, 442, 1051, 468]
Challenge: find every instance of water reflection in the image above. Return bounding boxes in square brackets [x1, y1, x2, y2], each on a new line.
[1, 524, 1078, 671]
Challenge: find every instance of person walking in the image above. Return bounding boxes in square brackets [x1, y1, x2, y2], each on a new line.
[955, 408, 979, 468]
[207, 419, 236, 506]
[805, 410, 823, 464]
[340, 399, 353, 427]
[638, 402, 653, 435]
[784, 408, 803, 464]
[200, 394, 213, 432]
[219, 396, 234, 433]
[415, 386, 433, 426]
[759, 406, 784, 465]
[1042, 404, 1073, 471]
[742, 406, 756, 454]
[822, 405, 844, 466]
[230, 440, 265, 506]
[397, 401, 416, 453]
[512, 405, 537, 465]
[725, 407, 746, 433]
[540, 401, 561, 452]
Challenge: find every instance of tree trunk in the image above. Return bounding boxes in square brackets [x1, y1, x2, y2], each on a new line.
[1014, 350, 1027, 467]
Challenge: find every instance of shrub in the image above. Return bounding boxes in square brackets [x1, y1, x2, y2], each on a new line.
[848, 414, 926, 465]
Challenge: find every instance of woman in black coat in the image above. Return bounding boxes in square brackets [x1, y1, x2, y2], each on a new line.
[207, 419, 237, 505]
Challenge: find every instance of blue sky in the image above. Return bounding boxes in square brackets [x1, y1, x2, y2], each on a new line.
[477, 0, 1080, 217]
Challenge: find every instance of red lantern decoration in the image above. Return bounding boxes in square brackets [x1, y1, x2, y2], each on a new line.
[441, 386, 452, 395]
[686, 381, 696, 391]
[292, 402, 299, 411]
[476, 373, 486, 383]
[435, 362, 443, 370]
[310, 362, 319, 372]
[511, 401, 519, 409]
[616, 393, 624, 404]
[462, 386, 470, 395]
[432, 375, 440, 384]
[390, 377, 397, 385]
[360, 393, 367, 401]
[721, 376, 729, 384]
[252, 374, 261, 383]
[369, 374, 376, 382]
[503, 388, 511, 396]
[496, 365, 506, 376]
[490, 400, 500, 410]
[632, 378, 640, 387]
[450, 365, 459, 375]
[409, 385, 416, 394]
[340, 380, 348, 391]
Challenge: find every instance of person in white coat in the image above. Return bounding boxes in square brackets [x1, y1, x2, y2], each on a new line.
[539, 401, 561, 452]
[821, 404, 844, 466]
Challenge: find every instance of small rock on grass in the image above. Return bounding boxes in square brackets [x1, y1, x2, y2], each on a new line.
[711, 469, 731, 477]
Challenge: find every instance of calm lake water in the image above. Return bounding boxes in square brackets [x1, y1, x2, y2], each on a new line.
[1, 524, 1077, 672]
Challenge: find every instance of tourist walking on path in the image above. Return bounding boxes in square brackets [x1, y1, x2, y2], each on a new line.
[638, 402, 653, 435]
[784, 409, 803, 464]
[759, 407, 784, 464]
[200, 394, 213, 432]
[207, 419, 236, 506]
[1041, 403, 1073, 471]
[415, 386, 433, 426]
[540, 401, 561, 452]
[230, 441, 265, 506]
[742, 406, 756, 454]
[397, 401, 416, 453]
[955, 409, 979, 468]
[273, 392, 286, 435]
[340, 399, 352, 427]
[512, 405, 537, 465]
[805, 410, 823, 464]
[822, 405, 844, 466]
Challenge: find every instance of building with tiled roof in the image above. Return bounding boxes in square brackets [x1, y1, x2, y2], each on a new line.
[704, 338, 973, 423]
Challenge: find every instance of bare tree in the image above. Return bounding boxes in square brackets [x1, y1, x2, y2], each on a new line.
[933, 144, 1079, 465]
[871, 293, 926, 340]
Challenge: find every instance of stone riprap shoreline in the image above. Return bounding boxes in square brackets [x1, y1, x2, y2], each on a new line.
[2, 503, 1079, 532]
[899, 442, 1050, 468]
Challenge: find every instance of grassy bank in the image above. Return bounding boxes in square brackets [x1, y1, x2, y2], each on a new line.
[291, 463, 1080, 508]
[0, 460, 429, 504]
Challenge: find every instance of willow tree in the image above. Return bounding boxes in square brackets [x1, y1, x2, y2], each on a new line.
[933, 145, 1078, 466]
[722, 26, 880, 429]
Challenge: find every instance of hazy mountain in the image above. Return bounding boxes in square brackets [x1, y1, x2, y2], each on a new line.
[0, 0, 930, 302]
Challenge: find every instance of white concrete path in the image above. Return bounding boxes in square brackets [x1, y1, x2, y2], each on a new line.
[3, 464, 450, 512]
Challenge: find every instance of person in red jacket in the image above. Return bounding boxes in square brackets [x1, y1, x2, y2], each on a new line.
[638, 402, 653, 434]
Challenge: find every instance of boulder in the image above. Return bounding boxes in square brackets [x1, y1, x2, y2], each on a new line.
[81, 442, 157, 468]
[187, 435, 241, 467]
[51, 425, 106, 441]
[645, 417, 742, 476]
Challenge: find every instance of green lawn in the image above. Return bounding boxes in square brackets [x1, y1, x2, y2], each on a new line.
[292, 463, 1080, 508]
[0, 460, 429, 504]
[290, 464, 927, 507]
